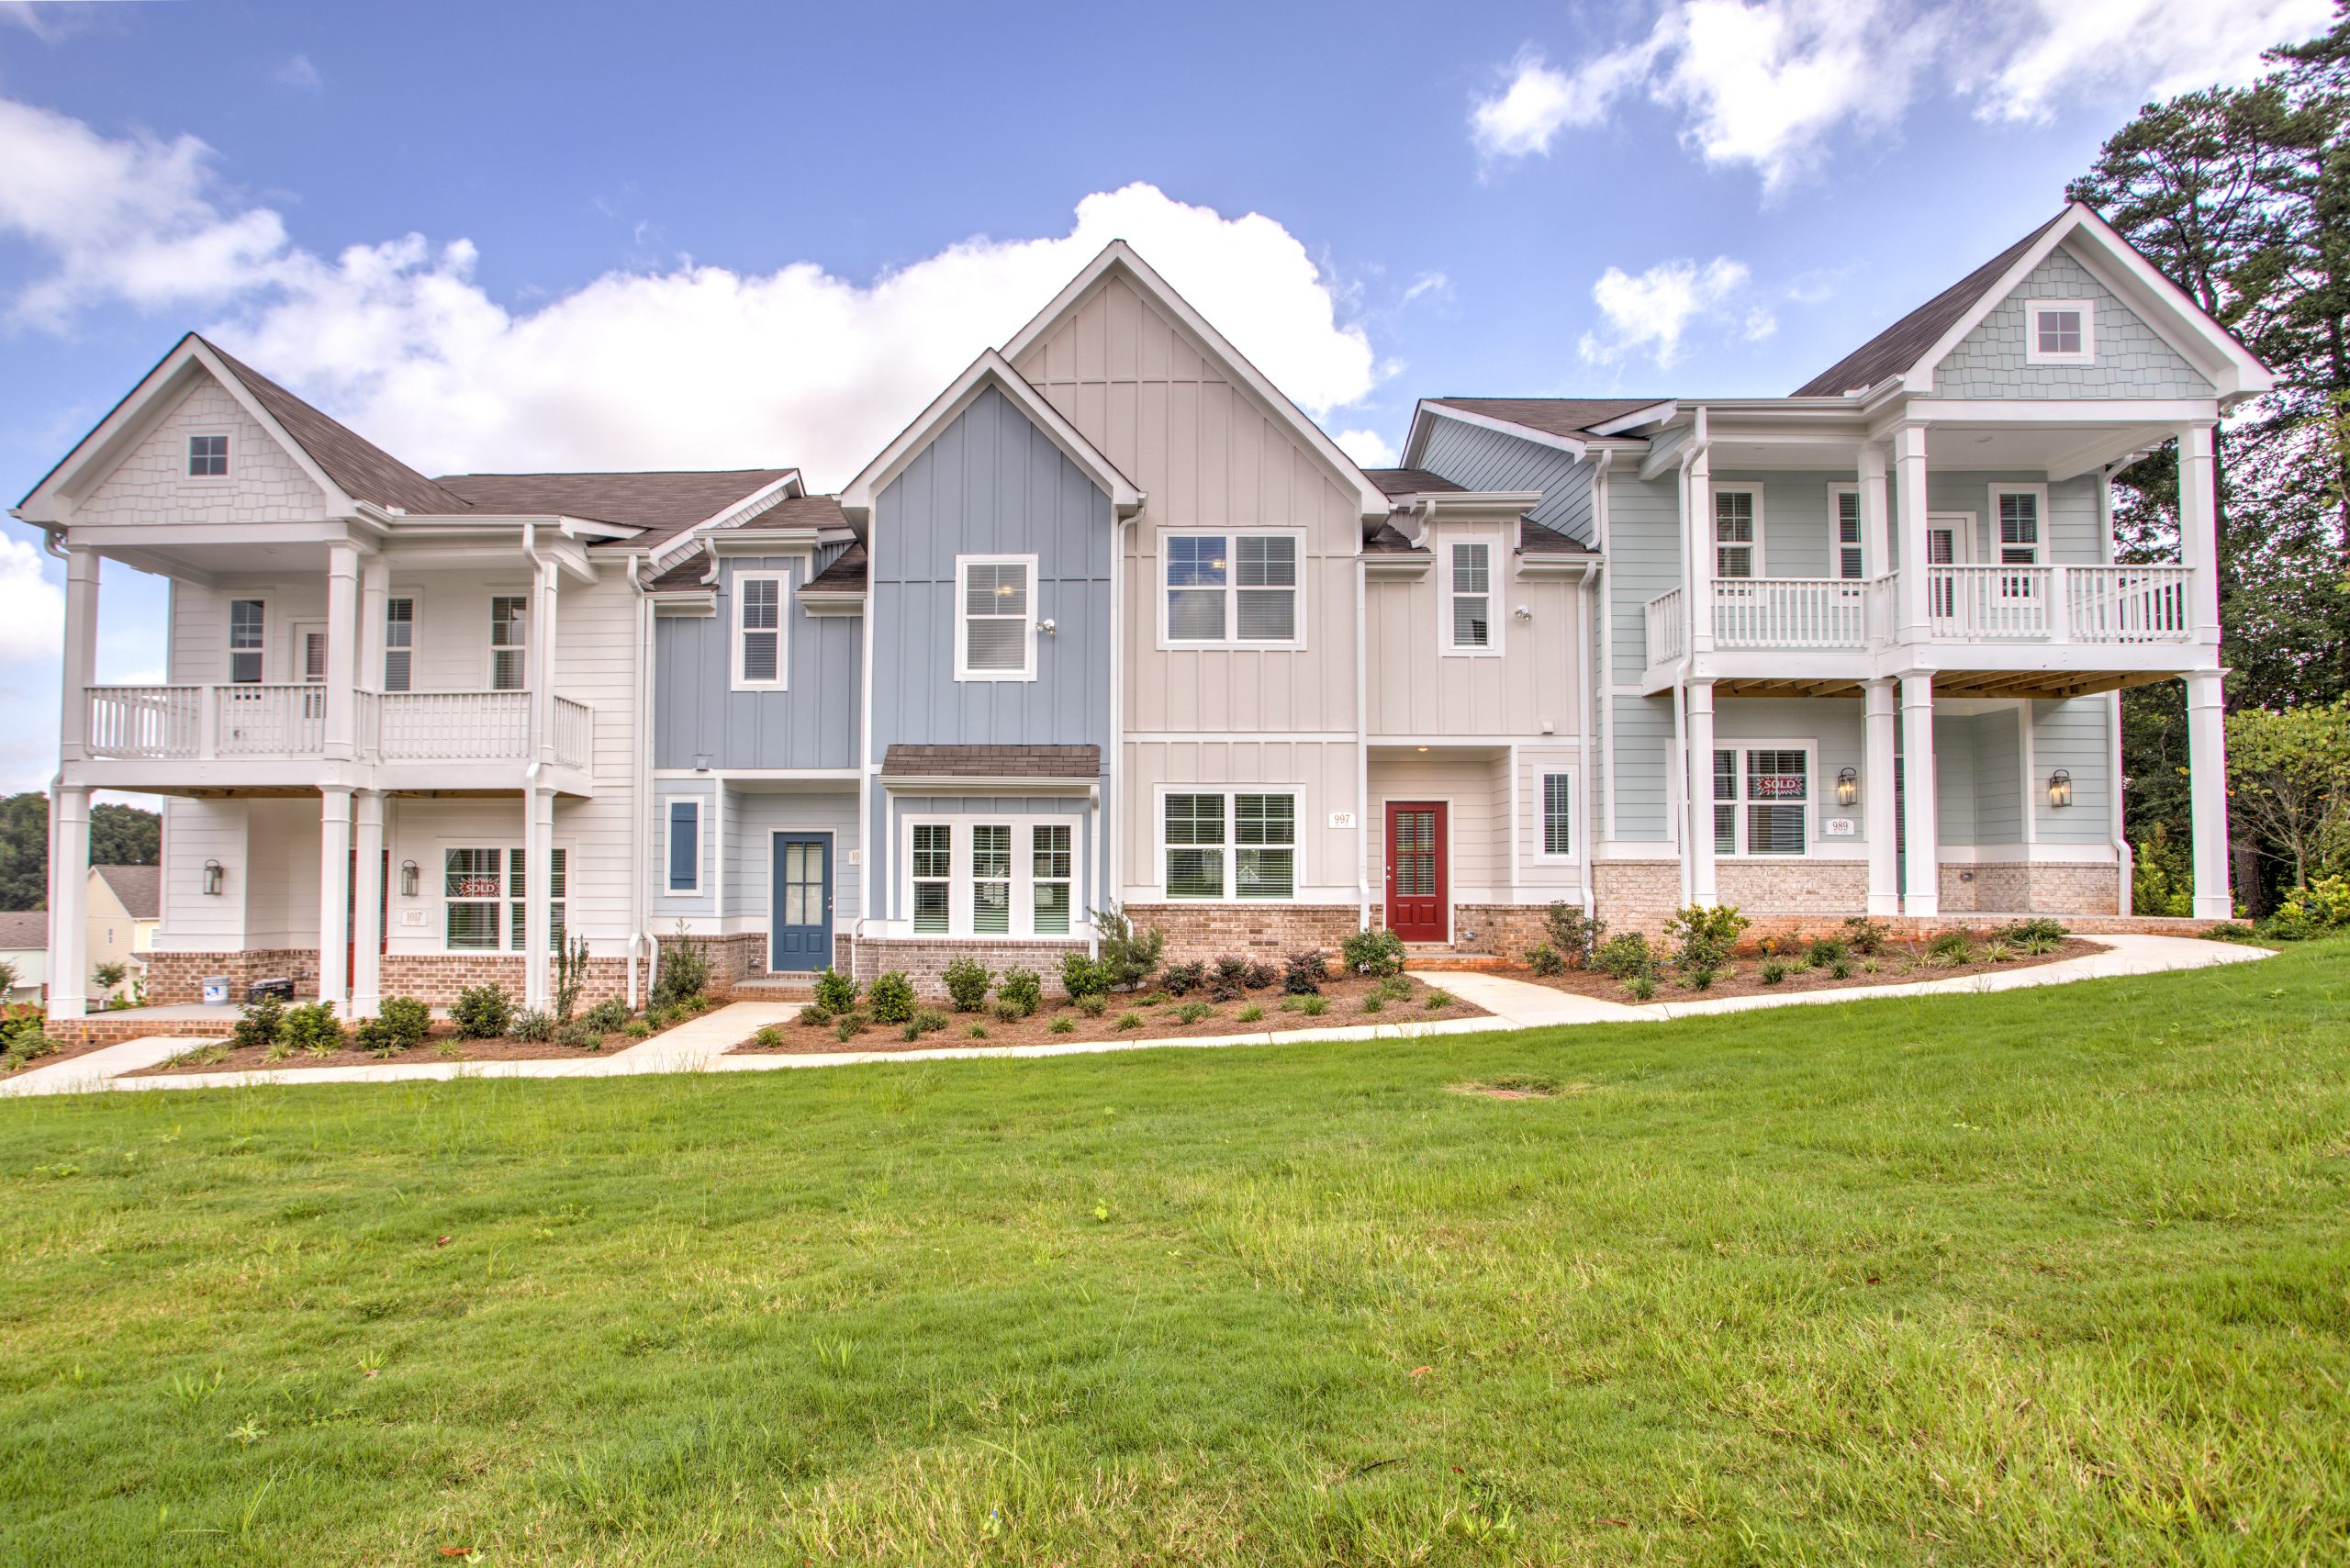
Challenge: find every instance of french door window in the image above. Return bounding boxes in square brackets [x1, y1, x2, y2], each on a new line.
[490, 595, 528, 690]
[1713, 748, 1809, 857]
[1164, 532, 1300, 645]
[1163, 790, 1297, 900]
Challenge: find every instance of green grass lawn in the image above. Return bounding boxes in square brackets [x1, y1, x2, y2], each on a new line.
[2, 944, 2345, 1565]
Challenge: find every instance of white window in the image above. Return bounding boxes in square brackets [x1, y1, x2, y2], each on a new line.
[444, 846, 566, 951]
[1829, 486, 1864, 579]
[295, 622, 328, 683]
[489, 594, 528, 690]
[1538, 771, 1574, 858]
[228, 599, 265, 684]
[1712, 746, 1810, 857]
[1161, 790, 1297, 901]
[2025, 299, 2095, 365]
[383, 597, 415, 691]
[955, 555, 1036, 681]
[187, 434, 228, 477]
[901, 818, 1080, 936]
[733, 572, 786, 689]
[1162, 531, 1303, 647]
[1714, 489, 1761, 579]
[1993, 487, 2042, 566]
[664, 800, 700, 895]
[1444, 538, 1500, 654]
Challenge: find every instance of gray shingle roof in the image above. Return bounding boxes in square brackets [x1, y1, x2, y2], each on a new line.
[201, 337, 475, 516]
[435, 469, 796, 544]
[880, 745, 1102, 780]
[1424, 398, 1668, 440]
[1791, 214, 2064, 397]
[1361, 467, 1465, 497]
[800, 541, 867, 595]
[0, 911, 47, 949]
[92, 864, 161, 920]
[1519, 519, 1594, 554]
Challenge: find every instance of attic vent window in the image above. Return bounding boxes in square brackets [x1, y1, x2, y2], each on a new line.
[2025, 299, 2094, 365]
[188, 434, 229, 476]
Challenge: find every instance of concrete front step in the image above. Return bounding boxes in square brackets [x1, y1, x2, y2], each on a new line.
[1399, 950, 1514, 973]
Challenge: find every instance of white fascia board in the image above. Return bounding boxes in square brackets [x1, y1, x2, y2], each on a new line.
[647, 471, 807, 573]
[1413, 399, 1587, 458]
[838, 349, 1143, 522]
[1002, 241, 1391, 521]
[1583, 399, 1680, 436]
[1422, 491, 1547, 520]
[709, 530, 822, 555]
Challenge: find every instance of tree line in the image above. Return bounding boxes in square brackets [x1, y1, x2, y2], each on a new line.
[0, 793, 162, 912]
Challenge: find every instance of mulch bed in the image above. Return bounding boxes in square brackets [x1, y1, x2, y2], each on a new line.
[731, 972, 1490, 1056]
[1524, 935, 2106, 1004]
[128, 1011, 709, 1077]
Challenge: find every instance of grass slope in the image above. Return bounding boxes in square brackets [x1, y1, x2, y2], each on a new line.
[0, 943, 2344, 1564]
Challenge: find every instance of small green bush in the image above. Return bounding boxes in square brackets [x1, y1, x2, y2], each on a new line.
[555, 1021, 603, 1051]
[1681, 966, 1721, 991]
[1360, 991, 1385, 1013]
[1525, 942, 1565, 977]
[1540, 902, 1606, 969]
[1175, 1002, 1212, 1025]
[997, 967, 1043, 1017]
[1048, 1014, 1076, 1035]
[812, 968, 859, 1014]
[1425, 990, 1451, 1009]
[1161, 960, 1206, 996]
[753, 1025, 783, 1048]
[280, 1001, 342, 1055]
[230, 993, 285, 1051]
[1760, 958, 1789, 985]
[1806, 937, 1848, 968]
[1076, 993, 1108, 1018]
[1059, 953, 1110, 1002]
[1927, 933, 1975, 967]
[1623, 973, 1657, 1001]
[942, 957, 992, 1012]
[453, 983, 511, 1040]
[1841, 916, 1890, 956]
[1113, 1011, 1144, 1031]
[797, 1002, 832, 1026]
[1283, 951, 1327, 995]
[1209, 957, 1250, 1002]
[967, 1024, 989, 1039]
[1243, 962, 1279, 990]
[834, 1012, 869, 1042]
[623, 1019, 653, 1040]
[991, 1000, 1024, 1024]
[1594, 933, 1655, 981]
[375, 996, 432, 1048]
[1296, 995, 1327, 1017]
[1665, 904, 1750, 973]
[508, 1008, 554, 1043]
[1985, 940, 2015, 963]
[1091, 904, 1166, 991]
[653, 929, 711, 1008]
[1341, 927, 1406, 979]
[867, 971, 916, 1025]
[580, 999, 631, 1035]
[909, 1007, 948, 1036]
[1236, 1003, 1264, 1024]
[1830, 958, 1854, 980]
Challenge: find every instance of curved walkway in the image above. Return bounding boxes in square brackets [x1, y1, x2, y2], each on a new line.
[0, 935, 2272, 1099]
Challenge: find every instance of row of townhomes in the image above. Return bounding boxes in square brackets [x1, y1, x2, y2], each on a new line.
[16, 202, 2266, 1024]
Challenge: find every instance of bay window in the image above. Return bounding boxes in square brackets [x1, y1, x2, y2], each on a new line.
[1163, 531, 1301, 646]
[1162, 790, 1298, 900]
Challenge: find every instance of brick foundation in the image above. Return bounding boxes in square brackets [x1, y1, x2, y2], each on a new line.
[1717, 859, 1872, 914]
[144, 949, 318, 1006]
[1119, 902, 1360, 964]
[1591, 861, 1684, 936]
[850, 935, 1089, 997]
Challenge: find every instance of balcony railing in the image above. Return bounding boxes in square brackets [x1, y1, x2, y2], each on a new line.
[80, 685, 590, 767]
[1642, 563, 2199, 663]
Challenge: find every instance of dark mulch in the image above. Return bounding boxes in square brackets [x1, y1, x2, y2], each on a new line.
[127, 1011, 712, 1077]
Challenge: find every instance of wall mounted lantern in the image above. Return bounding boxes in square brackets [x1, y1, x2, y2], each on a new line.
[1835, 767, 1859, 807]
[201, 859, 224, 896]
[399, 859, 420, 898]
[2048, 768, 2073, 809]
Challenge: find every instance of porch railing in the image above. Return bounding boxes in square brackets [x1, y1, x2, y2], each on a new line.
[79, 684, 588, 766]
[375, 690, 531, 760]
[2065, 565, 2193, 643]
[216, 683, 327, 755]
[85, 684, 202, 760]
[1644, 587, 1684, 666]
[553, 697, 592, 769]
[1710, 577, 1867, 649]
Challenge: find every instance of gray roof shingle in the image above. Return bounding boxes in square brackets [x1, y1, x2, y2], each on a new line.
[1791, 214, 2064, 397]
[202, 338, 475, 516]
[1361, 467, 1465, 497]
[1424, 398, 1668, 440]
[880, 745, 1102, 780]
[435, 469, 797, 544]
[93, 864, 162, 920]
[0, 911, 47, 949]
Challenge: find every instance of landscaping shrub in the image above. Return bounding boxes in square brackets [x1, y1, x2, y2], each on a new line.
[1283, 951, 1327, 995]
[1996, 917, 2068, 946]
[453, 983, 511, 1040]
[1243, 961, 1278, 990]
[753, 1025, 783, 1048]
[1927, 933, 1975, 967]
[0, 1015, 59, 1073]
[1664, 904, 1750, 974]
[967, 1024, 989, 1039]
[1059, 952, 1110, 1002]
[991, 1000, 1024, 1024]
[1048, 1015, 1075, 1034]
[1841, 916, 1890, 956]
[1296, 995, 1327, 1016]
[552, 933, 590, 1024]
[1830, 958, 1854, 980]
[834, 1014, 867, 1043]
[1209, 957, 1250, 1002]
[2277, 875, 2350, 930]
[1623, 973, 1657, 1001]
[997, 967, 1042, 1017]
[1540, 902, 1605, 969]
[1682, 966, 1720, 991]
[580, 999, 630, 1036]
[1341, 927, 1406, 979]
[1985, 940, 2015, 963]
[230, 993, 285, 1051]
[280, 1001, 345, 1055]
[867, 970, 916, 1025]
[1760, 958, 1789, 985]
[555, 1020, 603, 1051]
[1425, 990, 1451, 1009]
[1076, 993, 1109, 1018]
[507, 1008, 554, 1043]
[797, 1003, 831, 1026]
[812, 968, 860, 1015]
[1091, 903, 1165, 991]
[351, 1014, 409, 1057]
[1806, 937, 1848, 968]
[1361, 991, 1385, 1013]
[1113, 1011, 1144, 1031]
[1525, 942, 1565, 977]
[623, 1019, 654, 1040]
[1237, 1002, 1264, 1023]
[901, 1007, 948, 1043]
[942, 956, 992, 1013]
[653, 927, 711, 1008]
[1594, 933, 1654, 981]
[1175, 1002, 1212, 1025]
[1161, 960, 1205, 996]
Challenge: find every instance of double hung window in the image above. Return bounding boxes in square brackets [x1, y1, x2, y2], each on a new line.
[956, 556, 1035, 679]
[1448, 541, 1494, 651]
[1539, 771, 1573, 857]
[1163, 532, 1300, 645]
[1162, 790, 1297, 900]
[734, 574, 784, 688]
[228, 599, 265, 683]
[383, 597, 415, 691]
[490, 595, 529, 690]
[1712, 747, 1809, 857]
[1714, 491, 1758, 579]
[1831, 487, 1864, 579]
[444, 846, 566, 950]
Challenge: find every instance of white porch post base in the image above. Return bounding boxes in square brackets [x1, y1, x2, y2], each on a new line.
[1863, 678, 1900, 915]
[1685, 679, 1718, 907]
[523, 787, 554, 1010]
[1899, 674, 1939, 918]
[2185, 670, 2232, 920]
[351, 789, 385, 1017]
[318, 787, 353, 1015]
[46, 785, 90, 1025]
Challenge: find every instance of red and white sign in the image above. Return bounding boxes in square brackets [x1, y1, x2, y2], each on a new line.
[451, 877, 500, 898]
[1751, 774, 1807, 799]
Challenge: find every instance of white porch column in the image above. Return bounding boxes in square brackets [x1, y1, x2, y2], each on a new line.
[1859, 442, 1891, 588]
[359, 552, 390, 701]
[45, 784, 90, 1024]
[1864, 678, 1900, 916]
[1899, 674, 1939, 917]
[1892, 423, 1931, 642]
[1686, 441, 1715, 655]
[323, 543, 360, 760]
[318, 786, 353, 1014]
[523, 786, 554, 1008]
[531, 555, 560, 766]
[2177, 424, 2221, 644]
[351, 790, 385, 1017]
[58, 547, 99, 763]
[2185, 670, 2232, 919]
[1685, 679, 1718, 907]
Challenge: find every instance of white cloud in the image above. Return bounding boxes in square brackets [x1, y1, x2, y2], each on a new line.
[1578, 256, 1758, 368]
[1472, 0, 2332, 191]
[1333, 428, 1399, 467]
[0, 535, 62, 664]
[274, 53, 323, 92]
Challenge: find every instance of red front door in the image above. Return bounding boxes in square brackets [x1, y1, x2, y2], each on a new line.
[1384, 801, 1448, 943]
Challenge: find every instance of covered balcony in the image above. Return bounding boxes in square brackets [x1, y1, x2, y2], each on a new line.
[84, 685, 592, 770]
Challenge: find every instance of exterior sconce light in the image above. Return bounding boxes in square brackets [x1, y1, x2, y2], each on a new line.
[1835, 767, 1859, 807]
[201, 859, 224, 896]
[1514, 605, 1532, 620]
[2048, 768, 2073, 808]
[1039, 619, 1058, 634]
[399, 859, 420, 898]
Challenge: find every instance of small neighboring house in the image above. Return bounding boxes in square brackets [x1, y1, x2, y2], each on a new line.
[0, 912, 47, 1005]
[88, 864, 162, 993]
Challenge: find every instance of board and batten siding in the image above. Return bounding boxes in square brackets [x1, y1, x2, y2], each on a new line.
[1365, 530, 1585, 738]
[1926, 244, 2214, 401]
[655, 550, 861, 770]
[77, 375, 328, 526]
[1013, 272, 1371, 907]
[726, 790, 861, 931]
[1416, 417, 1596, 542]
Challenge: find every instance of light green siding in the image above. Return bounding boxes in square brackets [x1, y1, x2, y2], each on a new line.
[1929, 245, 2212, 400]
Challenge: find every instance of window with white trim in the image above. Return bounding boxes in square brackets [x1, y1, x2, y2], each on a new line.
[902, 818, 1079, 936]
[1714, 490, 1759, 578]
[490, 594, 528, 690]
[229, 599, 265, 684]
[383, 597, 415, 691]
[187, 434, 228, 476]
[1447, 540, 1494, 651]
[956, 555, 1035, 680]
[1830, 486, 1864, 579]
[1162, 790, 1297, 900]
[665, 800, 699, 894]
[971, 824, 1013, 934]
[911, 824, 952, 934]
[1163, 532, 1301, 645]
[733, 573, 785, 689]
[1712, 747, 1809, 857]
[1539, 771, 1574, 857]
[444, 846, 565, 950]
[2025, 299, 2094, 364]
[1995, 489, 2041, 566]
[1033, 823, 1072, 935]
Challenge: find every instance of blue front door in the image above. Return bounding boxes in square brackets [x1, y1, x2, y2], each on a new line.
[771, 833, 834, 972]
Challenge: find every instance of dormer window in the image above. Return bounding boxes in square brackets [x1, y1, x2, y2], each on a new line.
[188, 434, 229, 476]
[2025, 299, 2094, 365]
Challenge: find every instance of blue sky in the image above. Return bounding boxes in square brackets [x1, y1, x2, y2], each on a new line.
[0, 0, 2328, 789]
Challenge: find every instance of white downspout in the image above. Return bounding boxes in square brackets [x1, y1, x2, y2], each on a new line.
[629, 554, 655, 1006]
[1593, 451, 1616, 847]
[1354, 549, 1371, 932]
[1578, 565, 1597, 923]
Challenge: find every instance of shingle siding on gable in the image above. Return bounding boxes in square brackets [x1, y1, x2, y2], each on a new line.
[79, 378, 326, 524]
[654, 548, 862, 770]
[1416, 418, 1596, 543]
[1930, 247, 2213, 400]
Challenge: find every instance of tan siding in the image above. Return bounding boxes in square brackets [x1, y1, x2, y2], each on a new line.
[1365, 531, 1586, 738]
[78, 377, 327, 524]
[1367, 757, 1510, 905]
[1120, 739, 1360, 906]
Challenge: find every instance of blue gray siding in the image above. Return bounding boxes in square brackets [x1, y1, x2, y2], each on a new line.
[654, 545, 862, 770]
[1717, 696, 1868, 846]
[1417, 417, 1596, 542]
[1928, 245, 2213, 400]
[726, 789, 861, 928]
[2031, 697, 2113, 845]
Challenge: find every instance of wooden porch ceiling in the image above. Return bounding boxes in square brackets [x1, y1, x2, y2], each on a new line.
[1716, 669, 2182, 701]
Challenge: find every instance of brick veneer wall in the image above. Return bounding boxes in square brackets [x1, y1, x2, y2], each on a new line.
[851, 936, 1088, 996]
[1591, 861, 1683, 936]
[145, 949, 318, 1005]
[1445, 903, 1558, 961]
[1120, 902, 1360, 964]
[1942, 861, 2119, 916]
[1717, 860, 1872, 914]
